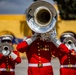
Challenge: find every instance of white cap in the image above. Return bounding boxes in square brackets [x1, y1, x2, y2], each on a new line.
[1, 35, 13, 41]
[62, 33, 74, 38]
[63, 34, 72, 38]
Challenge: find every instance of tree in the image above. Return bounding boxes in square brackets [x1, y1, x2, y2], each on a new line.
[53, 0, 76, 20]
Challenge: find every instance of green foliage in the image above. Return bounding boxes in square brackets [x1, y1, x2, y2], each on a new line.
[53, 0, 76, 20]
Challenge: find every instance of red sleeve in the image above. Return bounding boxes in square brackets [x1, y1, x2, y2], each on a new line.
[16, 41, 28, 53]
[51, 43, 59, 57]
[13, 50, 21, 64]
[0, 53, 3, 59]
[72, 55, 76, 58]
[52, 43, 70, 57]
[58, 44, 70, 54]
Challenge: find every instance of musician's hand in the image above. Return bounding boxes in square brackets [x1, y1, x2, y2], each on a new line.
[31, 33, 40, 41]
[49, 31, 56, 42]
[48, 31, 62, 47]
[50, 32, 56, 39]
[26, 33, 40, 45]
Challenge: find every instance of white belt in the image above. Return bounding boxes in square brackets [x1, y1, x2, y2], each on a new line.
[28, 62, 51, 67]
[61, 65, 76, 68]
[0, 68, 15, 72]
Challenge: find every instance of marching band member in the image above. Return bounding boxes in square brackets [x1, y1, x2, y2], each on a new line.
[17, 32, 56, 75]
[0, 35, 21, 75]
[16, 30, 70, 75]
[50, 32, 76, 75]
[16, 0, 71, 74]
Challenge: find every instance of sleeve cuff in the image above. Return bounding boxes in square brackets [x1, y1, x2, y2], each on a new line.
[26, 38, 33, 45]
[10, 52, 17, 60]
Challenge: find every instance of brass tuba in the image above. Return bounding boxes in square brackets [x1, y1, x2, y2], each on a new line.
[0, 42, 14, 56]
[26, 0, 57, 34]
[60, 33, 76, 46]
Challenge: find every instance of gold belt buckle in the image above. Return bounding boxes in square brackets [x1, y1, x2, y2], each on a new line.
[38, 63, 43, 68]
[68, 64, 72, 68]
[6, 68, 10, 72]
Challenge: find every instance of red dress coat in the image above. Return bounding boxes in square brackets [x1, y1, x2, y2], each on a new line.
[0, 50, 21, 75]
[52, 44, 76, 75]
[17, 38, 69, 75]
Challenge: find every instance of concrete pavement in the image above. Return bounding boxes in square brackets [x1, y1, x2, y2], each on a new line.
[15, 57, 60, 75]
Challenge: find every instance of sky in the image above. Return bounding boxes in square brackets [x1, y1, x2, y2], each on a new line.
[0, 0, 55, 14]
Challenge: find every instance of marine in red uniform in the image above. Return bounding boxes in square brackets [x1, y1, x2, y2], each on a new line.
[0, 35, 21, 75]
[16, 32, 69, 75]
[50, 32, 76, 75]
[16, 1, 70, 75]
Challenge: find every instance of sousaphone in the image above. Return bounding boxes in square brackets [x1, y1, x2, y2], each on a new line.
[0, 42, 14, 56]
[26, 0, 57, 33]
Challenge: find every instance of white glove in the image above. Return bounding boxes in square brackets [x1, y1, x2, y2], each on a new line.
[50, 32, 61, 47]
[26, 33, 40, 45]
[49, 30, 56, 41]
[32, 33, 40, 41]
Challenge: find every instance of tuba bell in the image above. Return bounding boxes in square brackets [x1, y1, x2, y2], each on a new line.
[26, 0, 57, 33]
[0, 42, 14, 56]
[60, 32, 76, 45]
